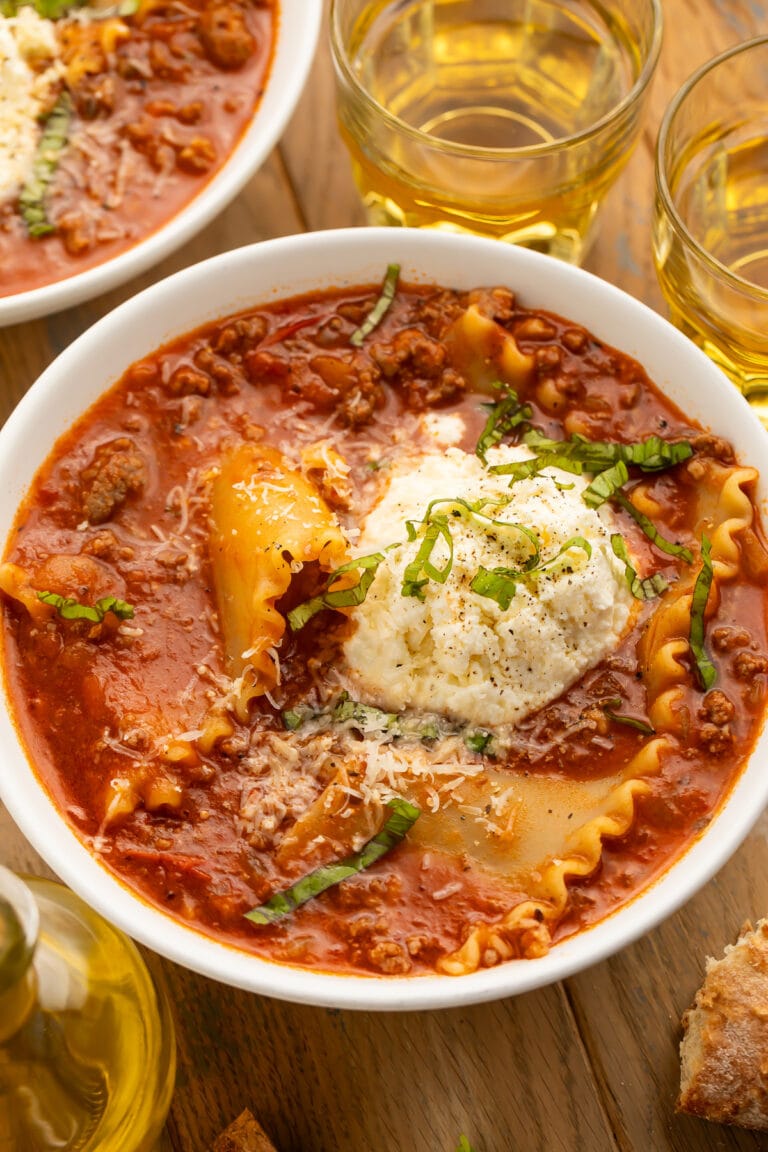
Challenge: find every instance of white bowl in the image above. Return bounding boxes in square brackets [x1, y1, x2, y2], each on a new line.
[0, 0, 320, 327]
[1, 229, 767, 1010]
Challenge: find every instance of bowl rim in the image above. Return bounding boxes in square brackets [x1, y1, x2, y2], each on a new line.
[1, 227, 767, 1011]
[0, 0, 321, 327]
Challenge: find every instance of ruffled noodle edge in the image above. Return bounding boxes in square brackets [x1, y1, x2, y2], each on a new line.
[437, 737, 672, 974]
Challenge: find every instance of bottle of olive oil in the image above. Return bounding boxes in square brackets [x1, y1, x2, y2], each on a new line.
[0, 867, 176, 1151]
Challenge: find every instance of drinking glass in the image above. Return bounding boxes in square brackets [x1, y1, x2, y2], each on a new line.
[330, 0, 662, 264]
[654, 37, 768, 423]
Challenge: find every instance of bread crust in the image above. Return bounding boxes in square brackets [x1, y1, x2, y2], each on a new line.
[679, 919, 768, 1129]
[211, 1109, 278, 1152]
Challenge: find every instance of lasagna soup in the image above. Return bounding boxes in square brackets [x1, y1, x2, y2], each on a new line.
[2, 273, 768, 977]
[0, 0, 275, 296]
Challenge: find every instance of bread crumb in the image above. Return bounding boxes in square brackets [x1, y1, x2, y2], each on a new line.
[211, 1109, 278, 1151]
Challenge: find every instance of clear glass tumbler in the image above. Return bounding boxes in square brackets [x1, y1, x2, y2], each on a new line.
[654, 36, 768, 424]
[331, 0, 662, 264]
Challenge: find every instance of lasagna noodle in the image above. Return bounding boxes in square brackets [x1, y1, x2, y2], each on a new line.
[208, 443, 348, 719]
[437, 737, 671, 974]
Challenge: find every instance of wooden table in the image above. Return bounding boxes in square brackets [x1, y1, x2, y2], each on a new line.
[3, 3, 768, 1149]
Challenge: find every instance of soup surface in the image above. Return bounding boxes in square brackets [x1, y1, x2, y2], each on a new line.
[2, 275, 768, 977]
[0, 0, 276, 297]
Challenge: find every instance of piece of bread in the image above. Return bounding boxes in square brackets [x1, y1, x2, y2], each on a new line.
[679, 919, 768, 1129]
[211, 1109, 278, 1152]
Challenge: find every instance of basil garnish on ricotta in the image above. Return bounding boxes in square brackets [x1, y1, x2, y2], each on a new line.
[341, 446, 634, 728]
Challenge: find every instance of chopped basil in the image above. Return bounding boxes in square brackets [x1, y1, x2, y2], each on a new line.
[471, 535, 592, 609]
[475, 386, 532, 464]
[19, 93, 72, 238]
[282, 708, 307, 731]
[610, 535, 668, 601]
[601, 697, 655, 735]
[401, 496, 541, 602]
[287, 548, 395, 631]
[521, 429, 693, 474]
[689, 535, 716, 690]
[11, 0, 139, 14]
[282, 691, 440, 743]
[488, 451, 583, 483]
[1, 0, 82, 15]
[613, 490, 694, 563]
[333, 692, 399, 732]
[465, 730, 493, 755]
[402, 512, 454, 600]
[582, 461, 629, 509]
[469, 567, 518, 610]
[244, 797, 420, 925]
[349, 264, 400, 347]
[37, 590, 135, 623]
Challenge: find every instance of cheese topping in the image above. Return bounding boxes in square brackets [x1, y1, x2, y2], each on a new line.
[0, 8, 61, 201]
[342, 446, 635, 728]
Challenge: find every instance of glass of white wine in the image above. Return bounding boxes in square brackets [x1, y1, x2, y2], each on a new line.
[654, 37, 768, 425]
[330, 0, 662, 264]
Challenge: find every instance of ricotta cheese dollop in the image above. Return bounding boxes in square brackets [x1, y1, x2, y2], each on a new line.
[342, 445, 635, 728]
[0, 8, 61, 201]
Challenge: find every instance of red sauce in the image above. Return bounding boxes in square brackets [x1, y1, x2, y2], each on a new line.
[0, 0, 276, 297]
[2, 280, 767, 976]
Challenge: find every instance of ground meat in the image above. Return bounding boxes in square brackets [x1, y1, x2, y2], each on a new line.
[712, 627, 751, 652]
[80, 438, 147, 524]
[81, 529, 135, 563]
[535, 345, 563, 374]
[270, 353, 383, 427]
[579, 704, 611, 737]
[212, 316, 268, 357]
[406, 933, 442, 959]
[690, 433, 735, 463]
[411, 288, 466, 337]
[55, 211, 96, 257]
[145, 99, 203, 125]
[194, 346, 241, 394]
[367, 939, 411, 974]
[698, 722, 734, 755]
[244, 349, 292, 385]
[124, 116, 168, 168]
[198, 3, 255, 69]
[373, 328, 444, 378]
[562, 328, 588, 353]
[72, 74, 116, 119]
[168, 364, 211, 396]
[733, 652, 768, 681]
[371, 329, 466, 409]
[330, 874, 401, 910]
[338, 386, 380, 427]
[699, 690, 736, 727]
[468, 286, 516, 324]
[148, 39, 192, 82]
[177, 136, 216, 173]
[697, 690, 735, 754]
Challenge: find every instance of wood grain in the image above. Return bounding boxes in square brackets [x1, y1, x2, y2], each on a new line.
[3, 2, 768, 1150]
